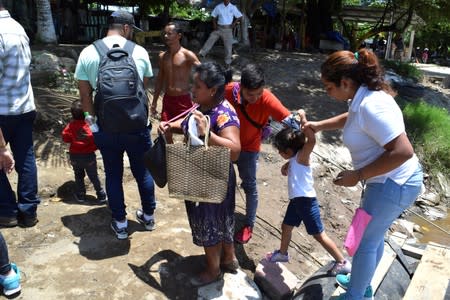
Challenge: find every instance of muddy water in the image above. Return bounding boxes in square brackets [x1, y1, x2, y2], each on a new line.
[409, 208, 450, 246]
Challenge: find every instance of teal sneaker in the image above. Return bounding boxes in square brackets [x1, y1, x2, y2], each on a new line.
[335, 274, 373, 300]
[336, 273, 351, 289]
[0, 263, 21, 296]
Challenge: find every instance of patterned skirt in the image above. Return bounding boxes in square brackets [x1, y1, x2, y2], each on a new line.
[185, 166, 236, 247]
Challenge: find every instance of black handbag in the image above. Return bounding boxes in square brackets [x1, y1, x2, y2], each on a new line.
[144, 133, 167, 188]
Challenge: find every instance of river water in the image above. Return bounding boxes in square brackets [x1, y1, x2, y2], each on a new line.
[409, 208, 450, 246]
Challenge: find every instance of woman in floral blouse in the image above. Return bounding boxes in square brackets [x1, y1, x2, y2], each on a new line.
[159, 62, 241, 287]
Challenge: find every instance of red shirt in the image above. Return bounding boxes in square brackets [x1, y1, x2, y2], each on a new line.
[225, 82, 290, 152]
[61, 120, 97, 154]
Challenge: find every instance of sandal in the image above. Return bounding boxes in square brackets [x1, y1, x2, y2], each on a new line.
[190, 271, 224, 288]
[220, 260, 240, 273]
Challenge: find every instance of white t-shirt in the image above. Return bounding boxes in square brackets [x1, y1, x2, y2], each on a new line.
[211, 3, 242, 26]
[288, 154, 317, 199]
[343, 86, 418, 185]
[75, 35, 153, 89]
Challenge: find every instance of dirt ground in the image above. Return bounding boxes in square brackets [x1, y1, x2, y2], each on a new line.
[1, 45, 449, 299]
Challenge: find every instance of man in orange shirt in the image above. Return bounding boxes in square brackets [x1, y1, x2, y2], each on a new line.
[225, 64, 291, 244]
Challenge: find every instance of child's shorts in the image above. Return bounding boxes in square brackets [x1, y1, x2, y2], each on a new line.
[283, 197, 324, 235]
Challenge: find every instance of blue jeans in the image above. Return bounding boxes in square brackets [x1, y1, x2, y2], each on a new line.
[0, 232, 11, 275]
[346, 166, 423, 300]
[236, 151, 259, 227]
[93, 127, 156, 221]
[0, 111, 40, 218]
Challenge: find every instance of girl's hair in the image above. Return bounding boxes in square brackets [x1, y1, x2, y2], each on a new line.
[70, 100, 84, 120]
[321, 49, 395, 95]
[194, 62, 226, 102]
[273, 127, 306, 154]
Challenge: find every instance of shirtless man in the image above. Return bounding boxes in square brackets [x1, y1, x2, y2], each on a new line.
[151, 22, 201, 122]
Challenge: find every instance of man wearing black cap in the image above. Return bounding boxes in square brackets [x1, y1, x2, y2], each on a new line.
[74, 10, 157, 240]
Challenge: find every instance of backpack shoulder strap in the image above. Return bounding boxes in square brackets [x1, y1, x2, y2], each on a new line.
[123, 40, 136, 56]
[93, 39, 109, 58]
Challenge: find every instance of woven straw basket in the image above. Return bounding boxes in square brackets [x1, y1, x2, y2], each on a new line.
[166, 116, 231, 203]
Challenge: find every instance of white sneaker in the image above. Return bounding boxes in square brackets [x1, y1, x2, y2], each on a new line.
[266, 250, 289, 262]
[329, 260, 352, 275]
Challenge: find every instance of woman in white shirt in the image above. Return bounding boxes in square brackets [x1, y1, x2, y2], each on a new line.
[305, 49, 423, 300]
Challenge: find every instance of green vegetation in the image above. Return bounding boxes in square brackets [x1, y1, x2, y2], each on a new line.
[149, 2, 210, 21]
[403, 101, 450, 177]
[383, 60, 423, 82]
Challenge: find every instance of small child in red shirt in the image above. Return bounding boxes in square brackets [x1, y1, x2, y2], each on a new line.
[62, 100, 106, 203]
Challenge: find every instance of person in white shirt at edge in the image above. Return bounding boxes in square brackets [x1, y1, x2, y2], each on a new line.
[198, 0, 242, 68]
[304, 49, 423, 300]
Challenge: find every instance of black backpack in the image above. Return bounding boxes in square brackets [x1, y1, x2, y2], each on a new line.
[93, 39, 149, 133]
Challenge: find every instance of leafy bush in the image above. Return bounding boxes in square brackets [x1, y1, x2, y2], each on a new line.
[383, 60, 423, 82]
[149, 2, 210, 22]
[403, 101, 450, 177]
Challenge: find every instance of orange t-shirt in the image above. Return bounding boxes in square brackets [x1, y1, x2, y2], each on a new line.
[225, 82, 290, 152]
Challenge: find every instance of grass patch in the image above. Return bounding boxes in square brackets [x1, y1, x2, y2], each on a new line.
[383, 60, 423, 82]
[403, 101, 450, 177]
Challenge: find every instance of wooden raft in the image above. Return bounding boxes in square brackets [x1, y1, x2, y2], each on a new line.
[329, 232, 450, 300]
[403, 242, 450, 300]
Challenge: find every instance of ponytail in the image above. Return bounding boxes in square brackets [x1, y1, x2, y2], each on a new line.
[321, 49, 395, 95]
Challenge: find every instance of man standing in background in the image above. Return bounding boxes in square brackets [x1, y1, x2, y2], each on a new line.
[199, 0, 242, 68]
[151, 22, 200, 127]
[0, 0, 40, 228]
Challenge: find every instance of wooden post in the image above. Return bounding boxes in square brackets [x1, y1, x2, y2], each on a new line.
[407, 29, 415, 62]
[385, 10, 394, 60]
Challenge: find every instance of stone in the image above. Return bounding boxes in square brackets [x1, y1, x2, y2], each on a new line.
[59, 57, 77, 72]
[33, 51, 61, 72]
[254, 258, 300, 300]
[197, 269, 261, 300]
[436, 172, 450, 198]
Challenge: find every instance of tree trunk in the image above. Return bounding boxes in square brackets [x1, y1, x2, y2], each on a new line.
[162, 0, 169, 26]
[36, 0, 57, 44]
[240, 14, 250, 46]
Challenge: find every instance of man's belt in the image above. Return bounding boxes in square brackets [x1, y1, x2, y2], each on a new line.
[218, 25, 232, 29]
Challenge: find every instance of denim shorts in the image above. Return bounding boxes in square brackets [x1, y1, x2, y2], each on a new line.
[283, 197, 324, 235]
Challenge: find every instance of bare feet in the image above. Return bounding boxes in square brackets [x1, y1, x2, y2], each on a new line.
[190, 269, 223, 287]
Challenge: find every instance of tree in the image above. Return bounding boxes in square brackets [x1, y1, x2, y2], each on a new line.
[334, 0, 450, 50]
[35, 0, 57, 44]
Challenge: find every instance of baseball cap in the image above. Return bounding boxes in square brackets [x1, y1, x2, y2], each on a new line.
[108, 10, 143, 32]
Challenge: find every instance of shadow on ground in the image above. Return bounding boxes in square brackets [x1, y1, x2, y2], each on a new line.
[129, 250, 207, 300]
[61, 207, 132, 260]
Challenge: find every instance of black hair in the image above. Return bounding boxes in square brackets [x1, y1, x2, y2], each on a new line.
[273, 127, 306, 155]
[194, 62, 226, 102]
[224, 67, 233, 84]
[166, 22, 183, 35]
[240, 64, 265, 89]
[70, 100, 85, 120]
